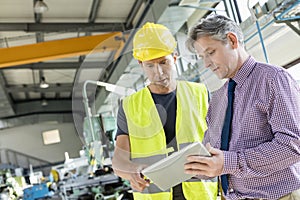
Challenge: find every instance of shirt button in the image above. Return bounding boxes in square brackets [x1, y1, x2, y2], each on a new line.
[229, 188, 234, 193]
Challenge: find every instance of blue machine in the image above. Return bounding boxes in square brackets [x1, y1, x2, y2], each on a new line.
[23, 183, 51, 200]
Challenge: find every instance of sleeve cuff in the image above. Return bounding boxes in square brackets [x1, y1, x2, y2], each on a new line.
[222, 151, 239, 174]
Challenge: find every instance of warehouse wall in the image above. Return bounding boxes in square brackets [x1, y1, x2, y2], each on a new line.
[0, 123, 83, 163]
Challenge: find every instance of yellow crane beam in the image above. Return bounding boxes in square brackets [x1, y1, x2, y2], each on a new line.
[0, 32, 122, 68]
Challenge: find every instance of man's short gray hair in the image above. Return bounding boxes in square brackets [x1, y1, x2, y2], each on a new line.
[186, 15, 244, 52]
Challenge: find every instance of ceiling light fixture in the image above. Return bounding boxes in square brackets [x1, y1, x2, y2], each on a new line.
[34, 0, 49, 14]
[41, 99, 48, 106]
[40, 76, 49, 89]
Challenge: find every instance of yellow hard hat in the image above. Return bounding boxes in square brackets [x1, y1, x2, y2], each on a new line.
[132, 22, 177, 62]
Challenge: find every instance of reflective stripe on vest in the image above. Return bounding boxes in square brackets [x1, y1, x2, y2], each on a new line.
[123, 81, 218, 200]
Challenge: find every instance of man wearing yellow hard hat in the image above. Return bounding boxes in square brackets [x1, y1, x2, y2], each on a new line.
[112, 22, 218, 199]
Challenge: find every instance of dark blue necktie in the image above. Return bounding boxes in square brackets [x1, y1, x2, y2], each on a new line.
[220, 79, 236, 195]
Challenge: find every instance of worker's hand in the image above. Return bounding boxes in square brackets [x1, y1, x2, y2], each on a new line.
[113, 164, 150, 192]
[184, 143, 224, 177]
[128, 167, 150, 192]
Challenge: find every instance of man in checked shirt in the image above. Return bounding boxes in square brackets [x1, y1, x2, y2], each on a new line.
[184, 15, 300, 200]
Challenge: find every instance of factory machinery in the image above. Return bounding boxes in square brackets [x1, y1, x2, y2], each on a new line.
[0, 80, 133, 200]
[50, 149, 132, 200]
[47, 80, 134, 200]
[20, 147, 132, 200]
[11, 118, 132, 200]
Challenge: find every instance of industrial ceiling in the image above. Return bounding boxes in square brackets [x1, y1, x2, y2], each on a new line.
[0, 0, 140, 120]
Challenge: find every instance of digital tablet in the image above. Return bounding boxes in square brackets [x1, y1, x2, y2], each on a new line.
[141, 142, 210, 191]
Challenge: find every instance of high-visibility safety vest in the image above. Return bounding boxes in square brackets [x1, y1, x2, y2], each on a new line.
[123, 81, 218, 200]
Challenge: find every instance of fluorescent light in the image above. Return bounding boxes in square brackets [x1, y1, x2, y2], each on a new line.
[96, 81, 135, 96]
[41, 99, 48, 106]
[34, 0, 49, 14]
[40, 76, 49, 89]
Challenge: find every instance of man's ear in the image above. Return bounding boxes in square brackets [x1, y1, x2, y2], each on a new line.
[173, 52, 178, 62]
[173, 55, 177, 62]
[227, 32, 238, 49]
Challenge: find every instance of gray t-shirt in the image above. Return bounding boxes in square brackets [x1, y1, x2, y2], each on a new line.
[116, 90, 177, 146]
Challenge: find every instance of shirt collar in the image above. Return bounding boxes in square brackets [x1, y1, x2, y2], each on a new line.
[232, 56, 256, 87]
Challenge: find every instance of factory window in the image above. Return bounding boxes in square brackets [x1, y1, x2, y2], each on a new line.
[42, 129, 61, 145]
